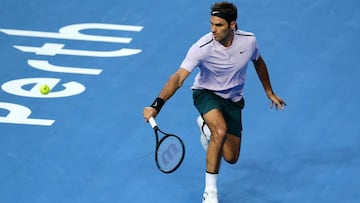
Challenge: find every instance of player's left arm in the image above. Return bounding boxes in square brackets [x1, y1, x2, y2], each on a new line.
[252, 55, 286, 110]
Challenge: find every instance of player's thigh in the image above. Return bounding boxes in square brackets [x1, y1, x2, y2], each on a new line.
[202, 109, 227, 137]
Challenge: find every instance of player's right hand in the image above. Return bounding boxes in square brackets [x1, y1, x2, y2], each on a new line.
[143, 107, 158, 122]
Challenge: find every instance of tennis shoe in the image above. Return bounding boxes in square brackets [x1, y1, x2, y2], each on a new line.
[202, 191, 219, 203]
[197, 116, 211, 151]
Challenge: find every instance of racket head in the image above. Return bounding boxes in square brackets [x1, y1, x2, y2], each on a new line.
[155, 134, 185, 173]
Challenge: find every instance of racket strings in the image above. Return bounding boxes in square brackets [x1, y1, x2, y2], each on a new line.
[156, 135, 184, 173]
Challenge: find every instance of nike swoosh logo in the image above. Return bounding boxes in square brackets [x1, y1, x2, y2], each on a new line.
[240, 50, 247, 54]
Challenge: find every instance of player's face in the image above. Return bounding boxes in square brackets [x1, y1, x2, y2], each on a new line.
[210, 16, 234, 46]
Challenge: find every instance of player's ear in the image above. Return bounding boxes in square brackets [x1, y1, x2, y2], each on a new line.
[230, 21, 237, 30]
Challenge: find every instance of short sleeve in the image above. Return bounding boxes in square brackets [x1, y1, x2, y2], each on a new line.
[180, 44, 203, 72]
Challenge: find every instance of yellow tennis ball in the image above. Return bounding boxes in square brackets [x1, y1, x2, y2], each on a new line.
[40, 84, 51, 95]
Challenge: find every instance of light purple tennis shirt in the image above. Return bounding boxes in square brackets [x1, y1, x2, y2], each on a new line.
[180, 30, 260, 102]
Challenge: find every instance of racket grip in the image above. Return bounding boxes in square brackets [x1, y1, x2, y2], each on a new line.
[149, 117, 157, 129]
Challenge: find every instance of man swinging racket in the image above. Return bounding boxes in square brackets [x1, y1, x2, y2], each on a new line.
[143, 2, 286, 202]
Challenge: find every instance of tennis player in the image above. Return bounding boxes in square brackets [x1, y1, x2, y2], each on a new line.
[143, 2, 286, 202]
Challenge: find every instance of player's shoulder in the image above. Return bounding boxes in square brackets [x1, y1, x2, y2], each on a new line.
[235, 30, 256, 37]
[194, 32, 214, 48]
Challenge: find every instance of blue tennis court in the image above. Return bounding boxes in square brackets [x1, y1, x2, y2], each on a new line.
[1, 0, 359, 202]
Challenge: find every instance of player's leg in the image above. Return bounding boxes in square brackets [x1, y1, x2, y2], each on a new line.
[202, 108, 227, 173]
[192, 89, 235, 203]
[201, 108, 226, 203]
[197, 117, 241, 164]
[222, 133, 241, 164]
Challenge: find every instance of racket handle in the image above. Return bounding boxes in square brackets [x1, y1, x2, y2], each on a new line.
[149, 117, 157, 129]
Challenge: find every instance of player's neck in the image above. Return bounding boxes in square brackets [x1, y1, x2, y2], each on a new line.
[220, 32, 234, 47]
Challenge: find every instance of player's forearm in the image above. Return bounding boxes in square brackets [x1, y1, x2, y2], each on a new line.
[254, 56, 274, 97]
[158, 73, 183, 101]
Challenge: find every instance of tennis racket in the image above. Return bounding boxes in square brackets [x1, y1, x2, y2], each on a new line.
[148, 117, 185, 173]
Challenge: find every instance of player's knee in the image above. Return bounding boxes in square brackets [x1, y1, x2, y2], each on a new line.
[224, 154, 239, 164]
[211, 127, 227, 144]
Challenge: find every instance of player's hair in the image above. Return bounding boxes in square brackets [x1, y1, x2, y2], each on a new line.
[211, 2, 238, 30]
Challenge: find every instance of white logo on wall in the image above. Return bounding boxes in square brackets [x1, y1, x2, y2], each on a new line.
[0, 23, 143, 126]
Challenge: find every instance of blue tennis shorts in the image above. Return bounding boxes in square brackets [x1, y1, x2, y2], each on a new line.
[192, 89, 245, 137]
